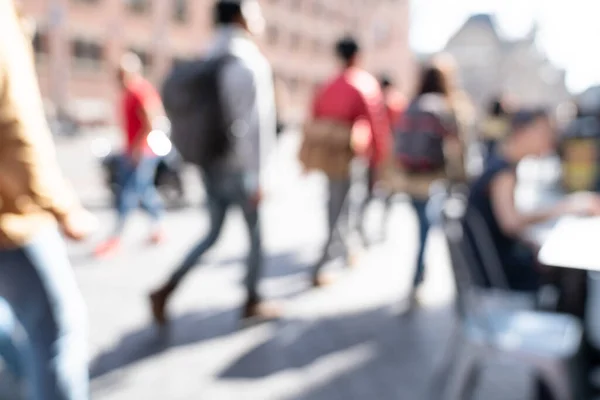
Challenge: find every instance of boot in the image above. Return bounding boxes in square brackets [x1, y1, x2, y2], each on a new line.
[149, 282, 176, 326]
[242, 296, 282, 321]
[312, 270, 340, 288]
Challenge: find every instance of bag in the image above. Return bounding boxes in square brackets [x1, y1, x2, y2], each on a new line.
[394, 94, 456, 174]
[481, 116, 509, 141]
[298, 119, 354, 179]
[161, 55, 234, 169]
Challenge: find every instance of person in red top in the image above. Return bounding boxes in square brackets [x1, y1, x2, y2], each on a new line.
[309, 36, 390, 286]
[95, 53, 165, 257]
[358, 74, 407, 245]
[380, 74, 407, 128]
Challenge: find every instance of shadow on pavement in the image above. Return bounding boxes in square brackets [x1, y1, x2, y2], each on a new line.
[218, 305, 454, 399]
[213, 250, 309, 280]
[89, 307, 238, 380]
[81, 199, 197, 212]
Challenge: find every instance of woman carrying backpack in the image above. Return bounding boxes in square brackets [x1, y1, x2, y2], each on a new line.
[383, 61, 465, 308]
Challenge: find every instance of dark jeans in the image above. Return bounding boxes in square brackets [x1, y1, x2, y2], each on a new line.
[313, 178, 352, 276]
[0, 296, 21, 379]
[0, 228, 88, 400]
[483, 140, 498, 164]
[411, 198, 430, 288]
[168, 168, 262, 300]
[116, 154, 163, 233]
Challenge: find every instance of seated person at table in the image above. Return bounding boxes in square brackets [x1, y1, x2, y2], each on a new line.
[467, 109, 600, 291]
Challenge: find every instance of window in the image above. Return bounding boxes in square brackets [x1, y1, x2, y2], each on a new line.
[125, 0, 150, 14]
[173, 0, 188, 23]
[266, 25, 279, 46]
[72, 38, 103, 69]
[290, 32, 301, 49]
[373, 23, 392, 47]
[32, 30, 49, 57]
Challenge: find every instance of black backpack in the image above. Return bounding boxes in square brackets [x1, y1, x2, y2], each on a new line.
[394, 94, 457, 173]
[161, 55, 234, 169]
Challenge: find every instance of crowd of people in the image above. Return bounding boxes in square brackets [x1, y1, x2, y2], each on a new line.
[3, 0, 600, 399]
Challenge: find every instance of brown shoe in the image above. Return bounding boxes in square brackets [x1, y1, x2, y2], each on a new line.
[242, 299, 282, 321]
[149, 283, 176, 326]
[312, 272, 338, 288]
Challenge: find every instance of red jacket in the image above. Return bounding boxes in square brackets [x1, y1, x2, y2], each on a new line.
[385, 89, 407, 128]
[311, 67, 390, 166]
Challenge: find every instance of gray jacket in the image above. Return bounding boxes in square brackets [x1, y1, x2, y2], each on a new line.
[204, 26, 277, 191]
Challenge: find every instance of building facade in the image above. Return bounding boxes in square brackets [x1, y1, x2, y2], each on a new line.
[443, 14, 570, 117]
[20, 0, 412, 125]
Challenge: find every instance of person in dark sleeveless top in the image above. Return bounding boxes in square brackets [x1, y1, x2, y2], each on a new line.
[468, 109, 600, 291]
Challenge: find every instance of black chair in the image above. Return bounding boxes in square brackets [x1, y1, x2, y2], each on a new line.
[431, 193, 586, 400]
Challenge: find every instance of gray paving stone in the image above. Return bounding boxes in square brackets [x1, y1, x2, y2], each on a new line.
[0, 133, 538, 400]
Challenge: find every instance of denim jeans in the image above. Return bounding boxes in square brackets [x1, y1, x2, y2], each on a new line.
[313, 178, 352, 275]
[116, 154, 163, 232]
[0, 296, 22, 379]
[0, 228, 88, 400]
[411, 198, 430, 288]
[169, 168, 262, 300]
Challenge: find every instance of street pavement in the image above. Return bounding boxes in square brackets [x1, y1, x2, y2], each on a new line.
[0, 130, 533, 399]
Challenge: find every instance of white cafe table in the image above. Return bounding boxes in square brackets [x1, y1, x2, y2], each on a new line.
[537, 216, 600, 271]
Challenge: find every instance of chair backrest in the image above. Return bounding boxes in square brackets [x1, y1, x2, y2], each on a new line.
[440, 191, 483, 318]
[462, 207, 509, 290]
[441, 190, 522, 337]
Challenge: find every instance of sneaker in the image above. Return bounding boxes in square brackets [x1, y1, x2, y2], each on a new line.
[93, 238, 121, 258]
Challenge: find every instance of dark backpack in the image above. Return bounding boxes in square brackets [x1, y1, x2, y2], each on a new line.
[394, 94, 457, 173]
[161, 55, 234, 169]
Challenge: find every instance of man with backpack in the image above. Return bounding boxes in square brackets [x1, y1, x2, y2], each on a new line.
[150, 0, 279, 323]
[300, 36, 390, 287]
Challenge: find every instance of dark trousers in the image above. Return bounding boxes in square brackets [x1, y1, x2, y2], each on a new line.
[168, 168, 262, 300]
[313, 178, 352, 276]
[115, 155, 163, 233]
[411, 198, 430, 288]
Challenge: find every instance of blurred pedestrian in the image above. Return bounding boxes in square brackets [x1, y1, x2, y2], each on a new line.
[94, 52, 166, 257]
[383, 63, 464, 307]
[480, 96, 510, 161]
[150, 0, 280, 324]
[0, 1, 97, 398]
[300, 36, 390, 287]
[357, 74, 406, 244]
